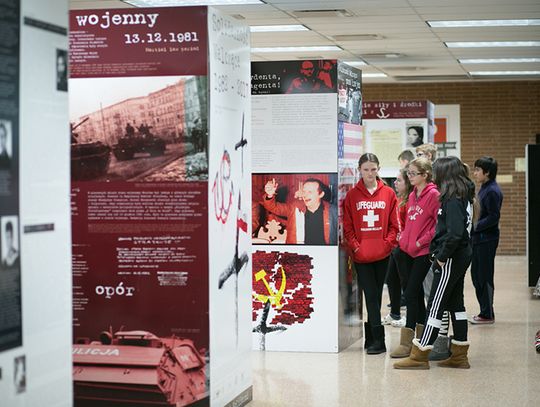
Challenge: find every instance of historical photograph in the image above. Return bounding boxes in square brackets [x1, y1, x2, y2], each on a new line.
[1, 216, 19, 270]
[252, 59, 337, 95]
[69, 75, 208, 182]
[252, 173, 338, 245]
[14, 355, 26, 394]
[406, 123, 425, 148]
[56, 49, 68, 92]
[0, 119, 13, 170]
[72, 328, 208, 406]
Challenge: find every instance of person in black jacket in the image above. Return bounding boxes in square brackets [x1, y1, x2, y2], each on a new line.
[470, 156, 503, 324]
[394, 156, 474, 370]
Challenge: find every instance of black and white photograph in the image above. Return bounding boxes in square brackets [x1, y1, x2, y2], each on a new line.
[14, 355, 26, 394]
[406, 123, 425, 148]
[0, 120, 13, 170]
[56, 49, 68, 92]
[337, 62, 362, 125]
[1, 216, 19, 270]
[69, 75, 208, 182]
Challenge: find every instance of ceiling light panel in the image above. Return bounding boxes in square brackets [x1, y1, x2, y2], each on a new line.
[343, 61, 368, 66]
[459, 58, 540, 64]
[124, 0, 263, 6]
[469, 71, 540, 75]
[251, 46, 343, 53]
[428, 19, 540, 28]
[446, 41, 540, 48]
[362, 73, 388, 78]
[250, 25, 309, 32]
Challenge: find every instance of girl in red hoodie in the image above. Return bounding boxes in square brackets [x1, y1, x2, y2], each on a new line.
[390, 157, 440, 359]
[343, 153, 399, 354]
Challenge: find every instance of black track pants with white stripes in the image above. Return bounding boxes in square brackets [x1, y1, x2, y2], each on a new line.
[419, 246, 472, 347]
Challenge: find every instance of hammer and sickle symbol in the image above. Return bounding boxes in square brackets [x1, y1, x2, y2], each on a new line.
[253, 267, 287, 309]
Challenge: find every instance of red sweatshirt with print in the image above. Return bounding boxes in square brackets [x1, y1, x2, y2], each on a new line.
[399, 182, 440, 257]
[343, 179, 399, 263]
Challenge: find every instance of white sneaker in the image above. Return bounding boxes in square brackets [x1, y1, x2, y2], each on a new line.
[381, 313, 396, 325]
[391, 316, 406, 327]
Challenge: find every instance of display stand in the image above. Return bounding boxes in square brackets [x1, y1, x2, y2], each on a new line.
[0, 0, 72, 405]
[362, 100, 435, 178]
[526, 144, 540, 288]
[251, 60, 362, 352]
[69, 7, 251, 406]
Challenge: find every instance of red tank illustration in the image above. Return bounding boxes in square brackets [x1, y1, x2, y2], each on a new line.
[73, 330, 208, 406]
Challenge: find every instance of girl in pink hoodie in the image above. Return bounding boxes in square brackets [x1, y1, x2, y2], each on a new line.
[390, 157, 440, 358]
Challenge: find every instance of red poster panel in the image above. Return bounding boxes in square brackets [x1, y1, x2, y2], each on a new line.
[70, 7, 209, 407]
[69, 7, 208, 78]
[362, 101, 428, 119]
[434, 117, 447, 143]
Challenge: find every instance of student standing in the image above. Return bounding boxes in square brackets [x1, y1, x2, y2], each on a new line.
[382, 168, 413, 326]
[343, 153, 399, 354]
[390, 158, 439, 358]
[394, 156, 475, 369]
[471, 156, 503, 324]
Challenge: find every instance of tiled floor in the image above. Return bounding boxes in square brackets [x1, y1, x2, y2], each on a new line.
[249, 256, 540, 406]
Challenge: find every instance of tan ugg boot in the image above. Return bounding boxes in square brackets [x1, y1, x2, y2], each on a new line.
[415, 323, 424, 339]
[393, 339, 432, 370]
[390, 327, 414, 358]
[437, 339, 471, 369]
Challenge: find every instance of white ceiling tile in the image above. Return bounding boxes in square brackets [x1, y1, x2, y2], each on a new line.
[69, 0, 540, 81]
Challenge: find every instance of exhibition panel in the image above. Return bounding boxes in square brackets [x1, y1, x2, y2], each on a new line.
[0, 0, 73, 406]
[251, 60, 362, 353]
[69, 6, 251, 407]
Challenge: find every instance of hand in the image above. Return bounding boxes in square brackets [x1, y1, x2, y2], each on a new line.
[294, 181, 304, 200]
[416, 241, 421, 248]
[436, 259, 445, 268]
[264, 178, 278, 198]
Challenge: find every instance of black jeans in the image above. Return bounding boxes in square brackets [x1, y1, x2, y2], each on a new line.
[355, 257, 389, 327]
[471, 239, 498, 319]
[420, 246, 473, 346]
[385, 247, 403, 317]
[401, 253, 431, 330]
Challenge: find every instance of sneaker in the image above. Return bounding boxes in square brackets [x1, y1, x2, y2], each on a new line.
[382, 313, 400, 325]
[470, 315, 495, 325]
[391, 316, 406, 328]
[535, 330, 540, 353]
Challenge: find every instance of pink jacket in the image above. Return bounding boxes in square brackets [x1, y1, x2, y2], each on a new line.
[399, 182, 440, 257]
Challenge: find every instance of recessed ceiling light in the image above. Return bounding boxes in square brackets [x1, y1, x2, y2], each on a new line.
[250, 25, 309, 32]
[428, 19, 540, 28]
[469, 71, 540, 76]
[446, 41, 540, 48]
[124, 0, 263, 6]
[251, 45, 342, 53]
[343, 60, 367, 66]
[362, 73, 387, 78]
[460, 58, 540, 64]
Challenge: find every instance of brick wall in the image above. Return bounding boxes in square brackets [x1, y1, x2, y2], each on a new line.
[363, 81, 540, 255]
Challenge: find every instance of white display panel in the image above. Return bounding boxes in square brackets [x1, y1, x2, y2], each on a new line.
[364, 118, 430, 178]
[208, 7, 252, 406]
[252, 245, 339, 352]
[434, 104, 461, 158]
[252, 94, 338, 173]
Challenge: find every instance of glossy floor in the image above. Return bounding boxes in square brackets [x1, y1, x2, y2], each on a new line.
[249, 256, 540, 407]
